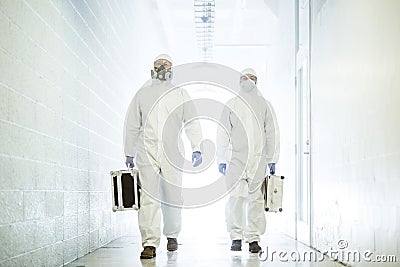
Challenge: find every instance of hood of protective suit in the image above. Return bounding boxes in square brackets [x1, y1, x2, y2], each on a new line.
[154, 53, 172, 63]
[241, 68, 257, 77]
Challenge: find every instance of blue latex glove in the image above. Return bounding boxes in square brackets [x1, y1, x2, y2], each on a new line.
[125, 156, 134, 168]
[192, 151, 202, 167]
[268, 163, 276, 175]
[218, 163, 226, 175]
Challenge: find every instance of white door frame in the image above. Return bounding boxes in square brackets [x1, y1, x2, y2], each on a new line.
[295, 0, 312, 247]
[295, 49, 312, 246]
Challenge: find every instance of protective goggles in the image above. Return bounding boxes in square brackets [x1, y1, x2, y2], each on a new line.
[154, 59, 172, 69]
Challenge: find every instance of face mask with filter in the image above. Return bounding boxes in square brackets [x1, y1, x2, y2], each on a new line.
[151, 65, 173, 81]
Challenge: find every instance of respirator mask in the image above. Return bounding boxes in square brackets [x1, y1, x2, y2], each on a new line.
[151, 65, 173, 81]
[240, 75, 257, 92]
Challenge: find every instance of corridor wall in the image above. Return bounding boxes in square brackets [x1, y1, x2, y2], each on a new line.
[0, 0, 162, 265]
[310, 0, 400, 265]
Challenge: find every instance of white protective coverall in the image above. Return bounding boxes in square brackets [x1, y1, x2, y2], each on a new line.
[124, 78, 202, 248]
[217, 86, 280, 243]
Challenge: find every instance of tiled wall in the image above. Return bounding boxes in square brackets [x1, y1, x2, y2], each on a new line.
[0, 0, 140, 265]
[311, 0, 400, 265]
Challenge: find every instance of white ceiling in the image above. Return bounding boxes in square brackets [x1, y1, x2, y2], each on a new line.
[151, 0, 278, 60]
[129, 0, 280, 86]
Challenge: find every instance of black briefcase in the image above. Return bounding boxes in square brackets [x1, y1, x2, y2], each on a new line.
[110, 168, 141, 212]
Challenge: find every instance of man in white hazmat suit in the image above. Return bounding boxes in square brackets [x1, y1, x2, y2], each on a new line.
[217, 68, 280, 253]
[124, 54, 203, 259]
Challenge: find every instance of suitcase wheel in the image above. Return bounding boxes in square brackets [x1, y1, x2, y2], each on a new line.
[265, 207, 269, 211]
[281, 176, 284, 179]
[279, 208, 282, 212]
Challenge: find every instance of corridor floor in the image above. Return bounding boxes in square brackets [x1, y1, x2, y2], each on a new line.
[65, 232, 344, 267]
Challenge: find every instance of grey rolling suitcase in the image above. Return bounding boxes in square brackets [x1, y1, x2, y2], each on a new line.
[110, 168, 141, 212]
[263, 175, 284, 212]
